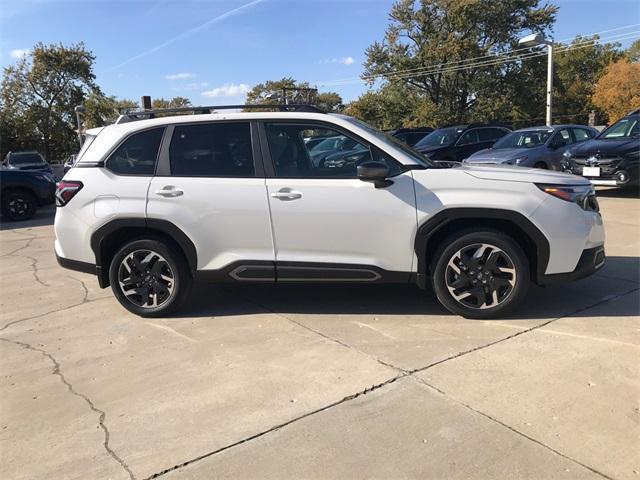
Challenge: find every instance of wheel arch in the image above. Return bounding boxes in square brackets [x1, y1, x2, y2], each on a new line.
[414, 208, 550, 287]
[90, 218, 197, 288]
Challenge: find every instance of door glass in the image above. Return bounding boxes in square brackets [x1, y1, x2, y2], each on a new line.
[265, 123, 399, 178]
[479, 128, 507, 142]
[169, 122, 254, 177]
[106, 128, 164, 175]
[552, 129, 572, 147]
[573, 128, 593, 142]
[457, 129, 479, 146]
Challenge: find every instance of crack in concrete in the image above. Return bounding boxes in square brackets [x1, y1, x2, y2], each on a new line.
[223, 287, 408, 374]
[145, 374, 406, 479]
[414, 376, 615, 480]
[0, 337, 136, 480]
[1, 236, 35, 257]
[145, 285, 639, 478]
[13, 253, 50, 287]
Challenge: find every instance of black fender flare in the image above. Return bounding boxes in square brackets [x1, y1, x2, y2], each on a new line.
[413, 208, 550, 287]
[90, 218, 197, 287]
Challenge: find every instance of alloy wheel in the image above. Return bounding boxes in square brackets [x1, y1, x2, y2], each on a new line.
[444, 243, 517, 310]
[118, 250, 175, 308]
[9, 197, 29, 217]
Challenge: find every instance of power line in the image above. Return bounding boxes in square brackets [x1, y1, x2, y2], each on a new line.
[315, 25, 640, 87]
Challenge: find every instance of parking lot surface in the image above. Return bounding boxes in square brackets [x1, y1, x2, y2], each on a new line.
[1, 189, 638, 480]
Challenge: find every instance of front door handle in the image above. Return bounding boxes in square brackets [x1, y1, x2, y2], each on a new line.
[271, 189, 302, 201]
[155, 186, 184, 198]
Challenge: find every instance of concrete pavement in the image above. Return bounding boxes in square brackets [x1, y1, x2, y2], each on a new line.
[0, 190, 638, 479]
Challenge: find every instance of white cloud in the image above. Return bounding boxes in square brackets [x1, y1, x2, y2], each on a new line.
[319, 56, 355, 66]
[201, 83, 251, 98]
[165, 72, 196, 80]
[10, 49, 29, 59]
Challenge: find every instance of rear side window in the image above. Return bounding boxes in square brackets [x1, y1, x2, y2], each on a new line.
[169, 122, 254, 177]
[457, 129, 479, 146]
[106, 128, 164, 175]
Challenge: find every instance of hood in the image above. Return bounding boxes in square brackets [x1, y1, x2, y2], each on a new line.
[465, 148, 536, 163]
[458, 163, 589, 185]
[568, 138, 639, 156]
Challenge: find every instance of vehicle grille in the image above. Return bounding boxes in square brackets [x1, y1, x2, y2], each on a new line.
[571, 155, 621, 166]
[570, 155, 622, 177]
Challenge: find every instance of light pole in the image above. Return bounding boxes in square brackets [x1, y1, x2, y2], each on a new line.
[518, 33, 553, 126]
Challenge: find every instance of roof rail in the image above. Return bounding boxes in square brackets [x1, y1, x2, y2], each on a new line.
[115, 103, 326, 124]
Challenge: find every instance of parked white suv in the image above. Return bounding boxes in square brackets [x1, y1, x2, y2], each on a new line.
[55, 107, 605, 319]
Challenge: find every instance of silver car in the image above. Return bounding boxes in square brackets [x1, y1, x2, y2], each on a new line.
[463, 125, 598, 170]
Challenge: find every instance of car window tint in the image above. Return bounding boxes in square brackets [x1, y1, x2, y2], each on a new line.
[573, 128, 593, 142]
[266, 123, 400, 178]
[457, 129, 479, 146]
[478, 128, 507, 142]
[169, 122, 254, 177]
[551, 129, 572, 147]
[106, 128, 164, 175]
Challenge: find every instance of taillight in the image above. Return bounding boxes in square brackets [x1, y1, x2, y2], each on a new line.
[55, 181, 83, 206]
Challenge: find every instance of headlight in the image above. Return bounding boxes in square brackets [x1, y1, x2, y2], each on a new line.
[536, 183, 599, 212]
[504, 156, 527, 165]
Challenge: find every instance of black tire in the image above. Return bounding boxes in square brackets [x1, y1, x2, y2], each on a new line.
[108, 238, 192, 317]
[431, 230, 530, 319]
[1, 189, 37, 221]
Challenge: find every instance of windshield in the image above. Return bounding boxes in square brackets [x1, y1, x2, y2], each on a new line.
[599, 116, 639, 139]
[493, 130, 553, 149]
[414, 127, 461, 148]
[9, 153, 46, 165]
[341, 116, 431, 167]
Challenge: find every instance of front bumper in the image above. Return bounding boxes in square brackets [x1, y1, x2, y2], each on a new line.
[538, 246, 605, 285]
[563, 158, 639, 186]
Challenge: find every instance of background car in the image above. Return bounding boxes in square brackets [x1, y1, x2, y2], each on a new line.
[562, 109, 640, 188]
[2, 151, 53, 174]
[463, 124, 598, 170]
[413, 123, 511, 165]
[0, 169, 56, 221]
[390, 127, 434, 146]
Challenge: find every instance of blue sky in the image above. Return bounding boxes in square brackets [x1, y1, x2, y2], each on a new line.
[1, 0, 638, 105]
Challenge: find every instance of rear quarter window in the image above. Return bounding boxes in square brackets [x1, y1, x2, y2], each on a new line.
[106, 128, 164, 175]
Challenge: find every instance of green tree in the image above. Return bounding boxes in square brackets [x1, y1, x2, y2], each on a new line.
[358, 0, 557, 126]
[152, 96, 192, 109]
[1, 42, 99, 161]
[625, 39, 640, 63]
[83, 93, 137, 128]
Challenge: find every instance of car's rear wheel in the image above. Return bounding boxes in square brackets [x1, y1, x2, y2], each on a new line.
[431, 230, 530, 319]
[109, 239, 192, 317]
[1, 190, 37, 221]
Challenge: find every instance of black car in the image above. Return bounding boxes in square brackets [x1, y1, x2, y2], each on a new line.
[0, 169, 56, 221]
[562, 110, 639, 188]
[414, 124, 512, 165]
[391, 127, 434, 147]
[2, 151, 53, 174]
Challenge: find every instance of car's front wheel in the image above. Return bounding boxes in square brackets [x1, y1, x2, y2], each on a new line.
[109, 239, 192, 317]
[431, 230, 530, 319]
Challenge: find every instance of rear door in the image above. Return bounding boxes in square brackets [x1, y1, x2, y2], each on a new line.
[147, 121, 274, 276]
[261, 121, 417, 280]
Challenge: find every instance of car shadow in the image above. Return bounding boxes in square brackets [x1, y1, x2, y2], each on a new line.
[0, 205, 55, 230]
[174, 255, 639, 320]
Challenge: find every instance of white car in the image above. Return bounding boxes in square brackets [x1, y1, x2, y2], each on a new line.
[55, 107, 605, 319]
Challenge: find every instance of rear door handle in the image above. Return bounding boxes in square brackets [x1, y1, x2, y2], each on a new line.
[155, 186, 184, 198]
[271, 189, 302, 201]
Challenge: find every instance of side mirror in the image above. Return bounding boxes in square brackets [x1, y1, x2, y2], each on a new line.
[357, 161, 392, 188]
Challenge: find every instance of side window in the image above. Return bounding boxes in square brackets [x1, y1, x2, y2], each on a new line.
[573, 128, 594, 142]
[457, 129, 479, 146]
[552, 128, 572, 147]
[479, 128, 508, 142]
[169, 122, 254, 177]
[265, 123, 400, 178]
[106, 128, 164, 175]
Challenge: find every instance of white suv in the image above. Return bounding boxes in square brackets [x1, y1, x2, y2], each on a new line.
[55, 107, 605, 319]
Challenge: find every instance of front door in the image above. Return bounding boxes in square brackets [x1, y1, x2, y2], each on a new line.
[261, 121, 418, 281]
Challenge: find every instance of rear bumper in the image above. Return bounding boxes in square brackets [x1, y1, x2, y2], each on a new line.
[56, 253, 97, 275]
[538, 246, 605, 285]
